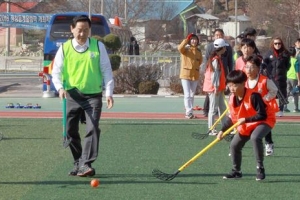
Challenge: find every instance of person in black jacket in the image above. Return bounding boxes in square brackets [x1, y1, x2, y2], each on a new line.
[263, 37, 290, 117]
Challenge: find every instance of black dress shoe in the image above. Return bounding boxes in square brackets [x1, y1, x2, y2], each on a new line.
[68, 165, 79, 176]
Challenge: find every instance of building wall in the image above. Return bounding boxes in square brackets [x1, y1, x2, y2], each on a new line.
[0, 27, 19, 47]
[221, 21, 252, 38]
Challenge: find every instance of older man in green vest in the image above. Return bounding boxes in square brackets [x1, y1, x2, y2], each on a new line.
[52, 15, 114, 177]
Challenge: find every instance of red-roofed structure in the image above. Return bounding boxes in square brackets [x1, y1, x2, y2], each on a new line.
[0, 2, 37, 12]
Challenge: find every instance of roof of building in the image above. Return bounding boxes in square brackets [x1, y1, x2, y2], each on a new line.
[186, 13, 219, 20]
[228, 15, 251, 22]
[0, 2, 38, 13]
[139, 0, 204, 20]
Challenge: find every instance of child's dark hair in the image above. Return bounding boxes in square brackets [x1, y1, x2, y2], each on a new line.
[188, 34, 199, 46]
[72, 15, 91, 28]
[214, 28, 224, 35]
[245, 55, 261, 67]
[226, 70, 247, 84]
[206, 48, 223, 71]
[288, 47, 296, 57]
[240, 38, 260, 55]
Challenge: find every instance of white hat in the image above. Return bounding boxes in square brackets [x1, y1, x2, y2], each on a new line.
[214, 38, 229, 48]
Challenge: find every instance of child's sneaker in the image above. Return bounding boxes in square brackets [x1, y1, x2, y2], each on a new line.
[265, 143, 274, 156]
[276, 111, 283, 117]
[208, 129, 218, 136]
[256, 167, 265, 181]
[223, 169, 242, 179]
[185, 113, 195, 119]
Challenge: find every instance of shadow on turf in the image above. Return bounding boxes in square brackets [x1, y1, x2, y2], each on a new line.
[276, 135, 300, 137]
[1, 137, 52, 140]
[101, 122, 201, 126]
[0, 176, 215, 185]
[1, 173, 299, 185]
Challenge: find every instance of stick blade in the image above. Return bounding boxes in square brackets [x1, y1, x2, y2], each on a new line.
[191, 132, 208, 140]
[224, 134, 234, 142]
[63, 137, 72, 148]
[152, 169, 179, 181]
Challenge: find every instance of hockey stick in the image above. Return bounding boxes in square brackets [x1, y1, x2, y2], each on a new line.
[0, 131, 3, 141]
[191, 107, 229, 139]
[192, 94, 229, 140]
[221, 94, 237, 142]
[152, 122, 239, 181]
[62, 97, 72, 148]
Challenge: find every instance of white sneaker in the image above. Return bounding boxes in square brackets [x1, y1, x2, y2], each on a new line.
[265, 143, 274, 156]
[230, 128, 237, 135]
[208, 129, 218, 136]
[276, 111, 283, 117]
[185, 113, 195, 119]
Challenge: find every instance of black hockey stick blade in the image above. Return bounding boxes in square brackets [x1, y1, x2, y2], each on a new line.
[63, 137, 72, 148]
[191, 132, 209, 140]
[152, 169, 180, 181]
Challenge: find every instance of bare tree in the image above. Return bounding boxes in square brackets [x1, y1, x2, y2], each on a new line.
[247, 0, 300, 46]
[224, 0, 229, 11]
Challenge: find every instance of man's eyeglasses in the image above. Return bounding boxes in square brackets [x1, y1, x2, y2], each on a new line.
[274, 43, 282, 45]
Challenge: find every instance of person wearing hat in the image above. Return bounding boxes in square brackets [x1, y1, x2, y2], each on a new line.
[201, 29, 233, 117]
[178, 33, 203, 119]
[234, 27, 260, 63]
[202, 38, 228, 135]
[244, 27, 257, 41]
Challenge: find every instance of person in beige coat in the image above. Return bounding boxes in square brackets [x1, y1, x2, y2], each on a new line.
[178, 33, 203, 119]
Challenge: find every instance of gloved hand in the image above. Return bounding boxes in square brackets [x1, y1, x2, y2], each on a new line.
[186, 33, 193, 40]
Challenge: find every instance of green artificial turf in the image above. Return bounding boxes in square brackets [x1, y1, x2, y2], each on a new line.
[0, 118, 299, 200]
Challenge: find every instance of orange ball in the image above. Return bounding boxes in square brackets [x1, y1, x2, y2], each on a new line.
[90, 179, 100, 188]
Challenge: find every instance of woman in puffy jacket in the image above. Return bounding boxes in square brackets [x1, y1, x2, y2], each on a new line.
[263, 37, 290, 117]
[178, 33, 203, 119]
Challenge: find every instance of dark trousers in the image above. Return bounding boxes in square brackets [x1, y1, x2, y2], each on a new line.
[230, 124, 271, 171]
[203, 94, 210, 114]
[278, 83, 287, 111]
[66, 88, 102, 167]
[265, 131, 273, 144]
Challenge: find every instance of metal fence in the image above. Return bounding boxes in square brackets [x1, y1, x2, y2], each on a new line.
[120, 55, 181, 87]
[0, 56, 43, 73]
[0, 55, 181, 84]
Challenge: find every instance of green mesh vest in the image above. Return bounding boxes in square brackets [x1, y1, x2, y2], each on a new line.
[62, 38, 103, 94]
[287, 57, 297, 80]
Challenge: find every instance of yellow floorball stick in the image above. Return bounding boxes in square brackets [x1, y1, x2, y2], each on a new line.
[153, 122, 240, 181]
[192, 93, 230, 140]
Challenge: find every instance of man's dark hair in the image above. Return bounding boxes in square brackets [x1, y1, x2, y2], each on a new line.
[214, 28, 224, 35]
[244, 27, 257, 37]
[71, 15, 91, 28]
[289, 47, 296, 57]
